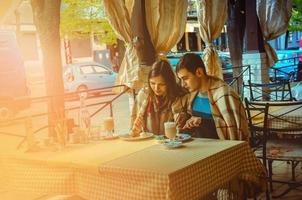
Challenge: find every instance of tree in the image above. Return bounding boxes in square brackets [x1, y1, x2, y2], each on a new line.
[60, 0, 121, 69]
[60, 0, 117, 45]
[31, 0, 65, 138]
[285, 0, 302, 48]
[291, 0, 302, 30]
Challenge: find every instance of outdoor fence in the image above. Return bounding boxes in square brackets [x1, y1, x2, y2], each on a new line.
[0, 85, 130, 149]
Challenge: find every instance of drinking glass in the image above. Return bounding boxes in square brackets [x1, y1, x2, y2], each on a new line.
[164, 122, 177, 142]
[103, 117, 114, 136]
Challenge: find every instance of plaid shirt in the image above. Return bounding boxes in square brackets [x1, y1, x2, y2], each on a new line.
[172, 76, 250, 141]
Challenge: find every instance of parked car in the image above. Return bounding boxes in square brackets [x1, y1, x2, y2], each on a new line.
[63, 62, 117, 95]
[0, 31, 30, 121]
[166, 51, 233, 81]
[270, 49, 302, 82]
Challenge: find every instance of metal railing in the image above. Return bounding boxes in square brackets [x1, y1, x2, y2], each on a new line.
[0, 84, 130, 148]
[270, 56, 300, 82]
[225, 65, 251, 98]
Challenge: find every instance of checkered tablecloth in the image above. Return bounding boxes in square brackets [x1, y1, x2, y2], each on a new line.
[0, 139, 266, 200]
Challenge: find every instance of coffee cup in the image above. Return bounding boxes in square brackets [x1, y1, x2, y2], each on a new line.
[164, 122, 177, 140]
[103, 117, 114, 136]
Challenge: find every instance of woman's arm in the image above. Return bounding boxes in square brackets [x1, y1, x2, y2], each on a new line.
[130, 89, 148, 136]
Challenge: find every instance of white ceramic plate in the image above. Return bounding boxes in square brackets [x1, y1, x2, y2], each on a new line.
[120, 132, 154, 141]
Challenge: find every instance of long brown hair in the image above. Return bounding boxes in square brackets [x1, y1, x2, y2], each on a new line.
[148, 59, 185, 102]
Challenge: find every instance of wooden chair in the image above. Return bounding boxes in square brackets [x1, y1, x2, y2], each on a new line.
[247, 80, 294, 101]
[245, 99, 302, 198]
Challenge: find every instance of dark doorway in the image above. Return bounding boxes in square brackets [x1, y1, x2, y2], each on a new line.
[188, 32, 198, 51]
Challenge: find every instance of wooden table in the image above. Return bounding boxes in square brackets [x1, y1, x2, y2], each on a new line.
[0, 138, 266, 200]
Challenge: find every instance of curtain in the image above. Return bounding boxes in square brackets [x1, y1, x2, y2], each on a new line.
[145, 0, 187, 55]
[256, 0, 292, 67]
[103, 0, 142, 90]
[104, 0, 187, 90]
[196, 0, 227, 79]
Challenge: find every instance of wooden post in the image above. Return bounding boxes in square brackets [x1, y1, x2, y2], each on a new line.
[245, 0, 265, 52]
[131, 0, 156, 66]
[227, 0, 246, 93]
[244, 0, 269, 102]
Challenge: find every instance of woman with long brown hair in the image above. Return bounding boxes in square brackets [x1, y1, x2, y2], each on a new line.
[131, 59, 185, 136]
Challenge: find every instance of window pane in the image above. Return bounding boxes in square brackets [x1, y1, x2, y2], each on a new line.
[94, 66, 108, 73]
[80, 66, 94, 74]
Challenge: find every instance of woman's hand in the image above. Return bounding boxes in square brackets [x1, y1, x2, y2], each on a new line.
[130, 116, 144, 136]
[183, 116, 202, 129]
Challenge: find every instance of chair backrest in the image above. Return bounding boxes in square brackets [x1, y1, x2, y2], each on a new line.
[247, 80, 294, 101]
[244, 98, 269, 149]
[245, 98, 302, 168]
[262, 101, 302, 134]
[245, 99, 302, 138]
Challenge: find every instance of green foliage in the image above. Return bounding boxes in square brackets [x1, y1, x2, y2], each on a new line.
[289, 0, 302, 32]
[60, 0, 117, 45]
[288, 9, 302, 32]
[293, 0, 302, 11]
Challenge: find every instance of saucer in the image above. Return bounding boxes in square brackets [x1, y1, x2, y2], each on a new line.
[176, 133, 192, 142]
[163, 140, 183, 149]
[156, 133, 192, 144]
